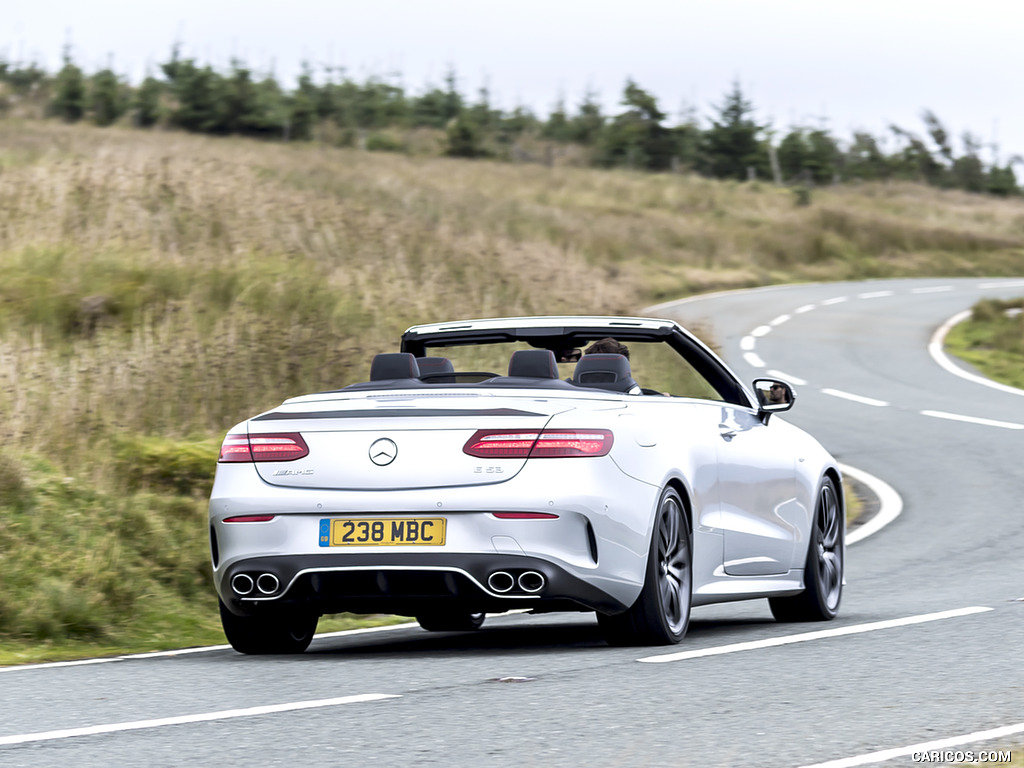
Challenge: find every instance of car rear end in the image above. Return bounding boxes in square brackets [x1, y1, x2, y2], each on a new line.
[210, 390, 657, 622]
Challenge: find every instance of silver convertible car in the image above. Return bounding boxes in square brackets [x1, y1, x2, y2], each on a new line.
[210, 315, 844, 653]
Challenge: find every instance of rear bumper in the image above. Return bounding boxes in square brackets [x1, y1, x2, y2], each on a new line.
[211, 458, 663, 613]
[218, 551, 630, 616]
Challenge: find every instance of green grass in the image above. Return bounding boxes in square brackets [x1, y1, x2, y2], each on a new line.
[2, 119, 1024, 664]
[946, 298, 1024, 389]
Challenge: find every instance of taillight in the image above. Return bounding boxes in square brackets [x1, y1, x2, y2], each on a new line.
[463, 429, 613, 458]
[218, 433, 309, 463]
[223, 515, 276, 523]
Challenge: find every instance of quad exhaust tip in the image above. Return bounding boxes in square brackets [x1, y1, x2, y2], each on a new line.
[518, 571, 545, 593]
[256, 573, 280, 595]
[231, 572, 280, 596]
[231, 573, 254, 596]
[488, 571, 515, 593]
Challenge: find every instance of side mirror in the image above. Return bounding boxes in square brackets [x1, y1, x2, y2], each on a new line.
[753, 378, 795, 422]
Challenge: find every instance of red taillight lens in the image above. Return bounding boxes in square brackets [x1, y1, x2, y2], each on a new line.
[218, 433, 309, 463]
[463, 429, 613, 458]
[223, 515, 276, 523]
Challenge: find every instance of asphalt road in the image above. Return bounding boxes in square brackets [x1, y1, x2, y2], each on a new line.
[3, 277, 1023, 768]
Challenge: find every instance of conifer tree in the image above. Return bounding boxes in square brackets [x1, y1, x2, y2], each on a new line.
[89, 68, 125, 126]
[50, 48, 86, 122]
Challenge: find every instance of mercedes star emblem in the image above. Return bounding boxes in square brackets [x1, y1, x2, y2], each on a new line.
[368, 438, 398, 466]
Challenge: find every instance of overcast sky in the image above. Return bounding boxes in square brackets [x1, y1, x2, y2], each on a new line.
[6, 0, 1024, 163]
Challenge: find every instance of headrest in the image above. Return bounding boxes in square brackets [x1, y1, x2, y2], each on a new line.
[508, 349, 559, 379]
[370, 353, 421, 381]
[416, 356, 455, 382]
[572, 354, 637, 392]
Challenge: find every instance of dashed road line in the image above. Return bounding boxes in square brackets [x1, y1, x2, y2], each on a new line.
[751, 325, 772, 337]
[743, 352, 765, 368]
[820, 388, 890, 407]
[911, 285, 953, 294]
[822, 296, 848, 305]
[921, 410, 1024, 430]
[0, 694, 401, 746]
[636, 606, 991, 664]
[857, 290, 894, 299]
[980, 280, 1024, 289]
[740, 336, 756, 351]
[795, 304, 816, 313]
[769, 314, 791, 326]
[795, 720, 1024, 768]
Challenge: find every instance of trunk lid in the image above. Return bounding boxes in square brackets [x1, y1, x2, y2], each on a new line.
[249, 391, 572, 490]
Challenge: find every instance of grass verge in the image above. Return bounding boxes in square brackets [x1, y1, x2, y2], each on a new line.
[945, 298, 1024, 389]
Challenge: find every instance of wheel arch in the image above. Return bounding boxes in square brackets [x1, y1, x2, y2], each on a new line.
[663, 476, 694, 534]
[823, 466, 845, 518]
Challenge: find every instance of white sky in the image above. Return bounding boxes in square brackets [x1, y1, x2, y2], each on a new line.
[6, 0, 1024, 164]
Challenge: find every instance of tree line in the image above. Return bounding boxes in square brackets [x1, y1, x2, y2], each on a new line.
[1, 46, 1019, 196]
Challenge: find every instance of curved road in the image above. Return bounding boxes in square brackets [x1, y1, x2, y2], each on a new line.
[2, 278, 1024, 767]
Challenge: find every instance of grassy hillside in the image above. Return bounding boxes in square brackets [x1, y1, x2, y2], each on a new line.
[1, 120, 1023, 661]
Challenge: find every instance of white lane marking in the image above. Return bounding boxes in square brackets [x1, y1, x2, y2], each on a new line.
[743, 352, 766, 368]
[839, 463, 903, 545]
[751, 325, 772, 337]
[929, 309, 1024, 398]
[766, 370, 807, 386]
[795, 304, 816, 314]
[979, 280, 1024, 289]
[820, 388, 890, 407]
[637, 606, 991, 664]
[770, 314, 791, 326]
[0, 658, 125, 673]
[740, 336, 756, 351]
[911, 285, 953, 294]
[0, 622, 422, 673]
[0, 694, 400, 746]
[822, 296, 848, 305]
[795, 720, 1024, 768]
[857, 290, 894, 299]
[921, 410, 1024, 430]
[312, 621, 421, 639]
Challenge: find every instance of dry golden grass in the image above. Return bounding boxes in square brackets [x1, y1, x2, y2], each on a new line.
[2, 120, 1023, 467]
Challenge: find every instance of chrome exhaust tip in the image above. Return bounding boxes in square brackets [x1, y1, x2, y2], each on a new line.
[231, 573, 254, 596]
[488, 571, 515, 593]
[256, 573, 280, 595]
[518, 571, 546, 593]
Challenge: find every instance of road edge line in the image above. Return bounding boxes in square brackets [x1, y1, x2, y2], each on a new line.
[839, 463, 902, 545]
[930, 309, 1024, 397]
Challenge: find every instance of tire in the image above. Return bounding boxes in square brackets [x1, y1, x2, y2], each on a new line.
[219, 599, 319, 654]
[769, 476, 844, 622]
[415, 611, 486, 632]
[598, 486, 692, 646]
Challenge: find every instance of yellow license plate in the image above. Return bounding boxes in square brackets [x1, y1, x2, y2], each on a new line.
[319, 517, 446, 547]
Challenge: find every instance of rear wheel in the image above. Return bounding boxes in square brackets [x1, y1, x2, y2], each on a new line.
[415, 611, 486, 632]
[219, 599, 319, 654]
[769, 476, 843, 622]
[598, 486, 692, 646]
